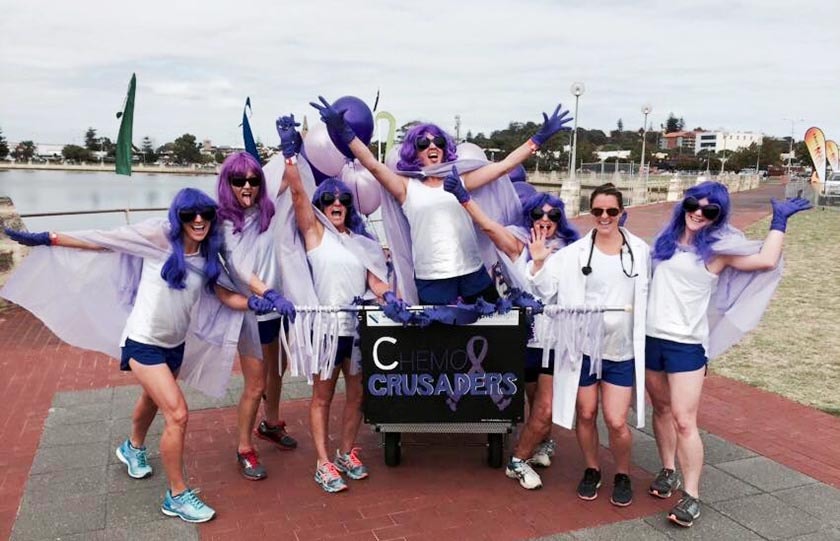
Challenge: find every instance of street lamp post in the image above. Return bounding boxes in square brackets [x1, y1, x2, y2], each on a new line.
[569, 82, 585, 183]
[783, 118, 803, 176]
[640, 104, 652, 181]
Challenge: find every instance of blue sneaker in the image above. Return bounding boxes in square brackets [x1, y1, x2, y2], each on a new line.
[161, 489, 216, 523]
[335, 448, 369, 480]
[116, 439, 152, 479]
[314, 461, 348, 493]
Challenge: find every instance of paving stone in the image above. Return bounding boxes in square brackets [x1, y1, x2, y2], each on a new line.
[700, 433, 757, 465]
[570, 518, 670, 540]
[529, 533, 576, 541]
[40, 419, 113, 447]
[30, 441, 110, 474]
[718, 456, 819, 492]
[116, 518, 198, 540]
[106, 460, 166, 493]
[11, 493, 106, 540]
[52, 387, 114, 408]
[774, 483, 840, 526]
[714, 493, 822, 540]
[105, 485, 170, 529]
[786, 525, 840, 540]
[22, 466, 107, 505]
[644, 504, 764, 540]
[43, 401, 113, 426]
[630, 439, 664, 474]
[699, 465, 763, 503]
[628, 424, 655, 443]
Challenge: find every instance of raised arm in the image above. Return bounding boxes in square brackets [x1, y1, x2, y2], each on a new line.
[277, 115, 324, 250]
[462, 103, 573, 190]
[310, 96, 408, 203]
[712, 197, 811, 273]
[442, 167, 523, 259]
[5, 228, 105, 251]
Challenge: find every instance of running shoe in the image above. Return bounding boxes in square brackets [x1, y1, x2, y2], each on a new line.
[610, 473, 633, 507]
[237, 449, 267, 481]
[505, 457, 543, 490]
[668, 492, 701, 527]
[577, 468, 602, 500]
[335, 448, 369, 480]
[255, 420, 298, 450]
[314, 461, 348, 493]
[529, 439, 556, 468]
[161, 488, 216, 523]
[649, 467, 681, 499]
[115, 439, 152, 479]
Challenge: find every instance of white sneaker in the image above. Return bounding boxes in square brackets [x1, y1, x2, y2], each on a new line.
[529, 439, 556, 468]
[505, 457, 542, 489]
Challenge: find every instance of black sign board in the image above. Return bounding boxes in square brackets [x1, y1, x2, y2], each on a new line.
[360, 309, 527, 425]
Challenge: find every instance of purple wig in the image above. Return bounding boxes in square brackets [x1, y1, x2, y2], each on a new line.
[162, 187, 224, 292]
[396, 123, 458, 172]
[652, 181, 732, 263]
[312, 177, 374, 240]
[522, 193, 580, 245]
[216, 152, 275, 234]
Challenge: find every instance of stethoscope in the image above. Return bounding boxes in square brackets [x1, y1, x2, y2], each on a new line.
[581, 229, 638, 278]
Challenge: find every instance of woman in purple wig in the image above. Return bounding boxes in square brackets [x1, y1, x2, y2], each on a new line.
[215, 151, 298, 482]
[3, 187, 279, 523]
[277, 115, 390, 493]
[645, 181, 810, 527]
[311, 96, 572, 305]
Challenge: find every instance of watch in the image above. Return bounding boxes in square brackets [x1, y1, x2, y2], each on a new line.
[49, 232, 58, 245]
[285, 155, 298, 166]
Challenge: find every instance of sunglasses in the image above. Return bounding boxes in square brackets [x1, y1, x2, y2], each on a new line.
[415, 135, 447, 151]
[590, 207, 621, 218]
[178, 207, 216, 223]
[319, 192, 352, 207]
[530, 208, 563, 223]
[229, 176, 260, 188]
[682, 196, 721, 220]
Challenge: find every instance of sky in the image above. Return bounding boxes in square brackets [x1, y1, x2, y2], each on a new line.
[1, 0, 839, 148]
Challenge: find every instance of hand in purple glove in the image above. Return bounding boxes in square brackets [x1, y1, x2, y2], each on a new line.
[530, 103, 573, 147]
[248, 295, 275, 315]
[264, 289, 296, 323]
[443, 166, 470, 204]
[769, 197, 812, 232]
[309, 96, 356, 144]
[275, 115, 301, 159]
[4, 228, 51, 247]
[619, 211, 628, 227]
[382, 291, 413, 324]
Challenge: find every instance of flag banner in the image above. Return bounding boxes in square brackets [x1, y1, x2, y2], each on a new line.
[115, 73, 136, 176]
[804, 127, 826, 183]
[825, 140, 839, 173]
[241, 97, 259, 163]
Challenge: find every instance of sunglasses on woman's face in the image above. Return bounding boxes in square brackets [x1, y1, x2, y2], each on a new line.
[320, 192, 352, 207]
[590, 207, 621, 218]
[229, 176, 260, 188]
[414, 135, 447, 151]
[178, 207, 216, 223]
[682, 196, 721, 220]
[530, 208, 563, 223]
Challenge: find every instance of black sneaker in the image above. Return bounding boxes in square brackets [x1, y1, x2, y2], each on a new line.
[610, 473, 633, 507]
[668, 492, 701, 528]
[255, 420, 298, 450]
[649, 468, 681, 498]
[236, 449, 267, 481]
[577, 468, 602, 501]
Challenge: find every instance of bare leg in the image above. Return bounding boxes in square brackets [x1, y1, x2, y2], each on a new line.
[601, 382, 633, 474]
[668, 368, 705, 497]
[130, 389, 158, 448]
[646, 369, 677, 470]
[575, 384, 600, 470]
[128, 360, 189, 494]
[525, 381, 537, 415]
[237, 355, 265, 453]
[339, 359, 363, 454]
[513, 374, 553, 459]
[261, 340, 282, 425]
[310, 368, 341, 464]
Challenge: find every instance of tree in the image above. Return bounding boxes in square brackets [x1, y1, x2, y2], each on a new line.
[141, 136, 157, 163]
[85, 127, 100, 151]
[665, 113, 685, 133]
[62, 144, 92, 162]
[616, 118, 623, 132]
[12, 141, 36, 160]
[172, 133, 202, 164]
[99, 137, 115, 158]
[0, 127, 8, 159]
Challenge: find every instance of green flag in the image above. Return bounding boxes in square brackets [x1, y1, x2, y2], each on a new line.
[115, 73, 136, 176]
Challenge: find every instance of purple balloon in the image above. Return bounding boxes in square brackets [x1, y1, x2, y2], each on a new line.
[514, 182, 537, 205]
[509, 164, 527, 183]
[328, 96, 374, 159]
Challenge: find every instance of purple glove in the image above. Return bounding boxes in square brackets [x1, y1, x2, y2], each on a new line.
[4, 228, 51, 247]
[530, 103, 573, 147]
[443, 166, 470, 204]
[309, 96, 356, 144]
[275, 115, 301, 159]
[769, 197, 811, 232]
[382, 291, 413, 325]
[248, 295, 275, 315]
[264, 289, 296, 323]
[619, 211, 628, 227]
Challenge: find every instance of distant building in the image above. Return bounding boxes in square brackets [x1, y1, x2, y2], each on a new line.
[596, 150, 631, 161]
[659, 131, 698, 152]
[694, 131, 762, 154]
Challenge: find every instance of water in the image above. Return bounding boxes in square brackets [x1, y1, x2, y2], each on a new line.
[0, 169, 217, 231]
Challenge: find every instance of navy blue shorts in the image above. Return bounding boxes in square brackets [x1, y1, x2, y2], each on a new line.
[333, 336, 355, 366]
[258, 318, 290, 345]
[524, 348, 555, 383]
[579, 354, 635, 387]
[645, 336, 707, 373]
[120, 338, 185, 373]
[415, 266, 499, 305]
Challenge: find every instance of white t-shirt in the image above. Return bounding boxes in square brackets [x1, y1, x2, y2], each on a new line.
[307, 229, 367, 336]
[582, 246, 636, 360]
[401, 178, 483, 280]
[647, 249, 718, 344]
[121, 256, 205, 348]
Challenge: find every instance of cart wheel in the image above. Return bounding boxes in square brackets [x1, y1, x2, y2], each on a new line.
[487, 433, 504, 468]
[384, 432, 401, 467]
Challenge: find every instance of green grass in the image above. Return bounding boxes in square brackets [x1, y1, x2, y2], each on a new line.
[711, 207, 840, 415]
